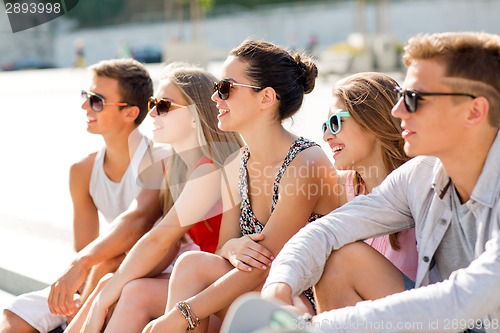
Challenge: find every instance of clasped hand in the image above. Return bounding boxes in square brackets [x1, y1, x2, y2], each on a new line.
[80, 288, 114, 333]
[48, 262, 87, 317]
[220, 234, 274, 271]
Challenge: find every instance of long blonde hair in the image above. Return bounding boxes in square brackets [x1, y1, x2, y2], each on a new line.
[159, 63, 244, 214]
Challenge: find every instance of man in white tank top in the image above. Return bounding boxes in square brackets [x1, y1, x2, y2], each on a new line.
[0, 59, 154, 333]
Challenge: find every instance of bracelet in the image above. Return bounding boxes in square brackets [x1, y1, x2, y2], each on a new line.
[299, 313, 313, 324]
[175, 301, 200, 331]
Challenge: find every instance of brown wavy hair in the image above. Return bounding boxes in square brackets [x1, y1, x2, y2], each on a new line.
[334, 72, 409, 250]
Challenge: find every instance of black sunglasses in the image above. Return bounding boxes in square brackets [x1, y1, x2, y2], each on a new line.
[322, 111, 351, 135]
[213, 79, 262, 100]
[148, 97, 187, 116]
[394, 86, 476, 113]
[81, 90, 128, 112]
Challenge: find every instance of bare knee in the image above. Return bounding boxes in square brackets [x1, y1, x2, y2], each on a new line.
[315, 242, 403, 311]
[316, 243, 364, 287]
[172, 251, 226, 284]
[314, 242, 372, 311]
[175, 251, 208, 268]
[120, 279, 152, 307]
[0, 310, 37, 333]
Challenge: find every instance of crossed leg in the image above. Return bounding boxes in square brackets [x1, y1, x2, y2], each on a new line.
[314, 241, 406, 313]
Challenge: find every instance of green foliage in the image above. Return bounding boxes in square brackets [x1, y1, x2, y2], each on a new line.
[66, 0, 334, 28]
[212, 0, 323, 8]
[198, 0, 215, 10]
[173, 0, 214, 8]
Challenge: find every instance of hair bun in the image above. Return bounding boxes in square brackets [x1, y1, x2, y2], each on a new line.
[292, 52, 318, 94]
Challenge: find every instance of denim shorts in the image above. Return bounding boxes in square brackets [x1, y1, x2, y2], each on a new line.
[402, 272, 415, 290]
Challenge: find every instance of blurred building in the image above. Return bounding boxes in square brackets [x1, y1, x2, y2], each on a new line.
[2, 0, 500, 71]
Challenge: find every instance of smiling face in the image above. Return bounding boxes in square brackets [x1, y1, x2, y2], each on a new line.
[323, 97, 381, 171]
[83, 75, 131, 136]
[149, 78, 196, 147]
[212, 56, 262, 134]
[391, 59, 471, 158]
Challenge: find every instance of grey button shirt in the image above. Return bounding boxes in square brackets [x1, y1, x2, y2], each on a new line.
[263, 131, 500, 332]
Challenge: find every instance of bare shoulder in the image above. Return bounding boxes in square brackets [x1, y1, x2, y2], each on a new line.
[69, 151, 98, 181]
[282, 144, 340, 212]
[288, 145, 336, 178]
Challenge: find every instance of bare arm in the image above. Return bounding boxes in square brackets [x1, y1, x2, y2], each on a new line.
[174, 147, 339, 322]
[80, 163, 225, 333]
[69, 155, 125, 300]
[48, 187, 163, 317]
[213, 150, 274, 271]
[70, 155, 99, 253]
[216, 150, 243, 251]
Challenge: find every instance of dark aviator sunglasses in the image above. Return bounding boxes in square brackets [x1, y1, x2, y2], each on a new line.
[81, 90, 128, 112]
[394, 86, 476, 113]
[213, 79, 262, 100]
[148, 97, 187, 116]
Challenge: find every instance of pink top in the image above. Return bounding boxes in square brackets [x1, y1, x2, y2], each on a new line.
[345, 171, 418, 281]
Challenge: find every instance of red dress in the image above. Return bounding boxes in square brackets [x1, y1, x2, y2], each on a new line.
[186, 155, 222, 254]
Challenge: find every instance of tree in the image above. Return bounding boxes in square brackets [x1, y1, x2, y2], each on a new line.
[166, 0, 215, 41]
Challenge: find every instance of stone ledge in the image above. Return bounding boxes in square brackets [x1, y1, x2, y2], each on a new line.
[0, 267, 48, 296]
[0, 215, 73, 296]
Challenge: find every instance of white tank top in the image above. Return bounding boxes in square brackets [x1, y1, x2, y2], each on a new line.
[89, 135, 149, 224]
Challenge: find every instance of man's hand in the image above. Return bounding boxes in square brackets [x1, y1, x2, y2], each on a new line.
[48, 260, 89, 317]
[261, 282, 294, 306]
[219, 234, 274, 272]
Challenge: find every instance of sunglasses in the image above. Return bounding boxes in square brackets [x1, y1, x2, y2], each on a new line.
[394, 86, 476, 113]
[322, 111, 351, 135]
[213, 79, 261, 100]
[148, 97, 187, 116]
[81, 90, 128, 112]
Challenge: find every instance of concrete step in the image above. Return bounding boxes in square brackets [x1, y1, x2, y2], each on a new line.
[0, 289, 15, 310]
[0, 215, 73, 297]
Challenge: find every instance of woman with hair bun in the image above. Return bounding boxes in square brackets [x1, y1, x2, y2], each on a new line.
[143, 39, 341, 333]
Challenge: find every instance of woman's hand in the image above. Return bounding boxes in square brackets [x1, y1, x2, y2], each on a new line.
[142, 309, 187, 333]
[79, 296, 108, 333]
[219, 234, 274, 271]
[80, 286, 117, 333]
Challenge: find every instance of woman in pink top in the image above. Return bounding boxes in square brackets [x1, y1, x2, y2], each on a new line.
[318, 72, 417, 311]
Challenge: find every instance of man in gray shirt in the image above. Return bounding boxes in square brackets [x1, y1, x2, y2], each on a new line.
[260, 31, 500, 332]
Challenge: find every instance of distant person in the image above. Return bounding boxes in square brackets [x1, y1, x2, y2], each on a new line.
[0, 58, 153, 333]
[260, 31, 500, 332]
[306, 33, 318, 55]
[74, 38, 86, 68]
[116, 39, 131, 59]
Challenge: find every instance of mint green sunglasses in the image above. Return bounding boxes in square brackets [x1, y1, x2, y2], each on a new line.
[322, 111, 350, 134]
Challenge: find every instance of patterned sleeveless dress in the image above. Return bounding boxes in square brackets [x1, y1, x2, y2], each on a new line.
[238, 137, 323, 310]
